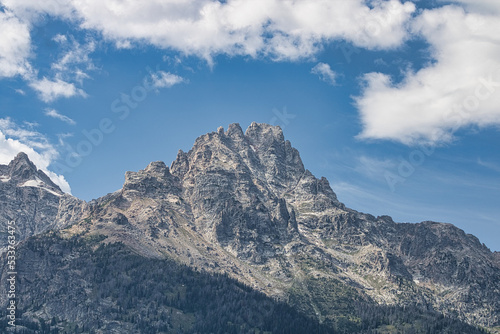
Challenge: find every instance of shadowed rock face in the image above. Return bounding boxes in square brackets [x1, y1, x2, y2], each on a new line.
[1, 123, 499, 329]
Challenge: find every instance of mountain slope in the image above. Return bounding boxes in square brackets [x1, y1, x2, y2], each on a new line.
[0, 233, 488, 333]
[1, 123, 498, 332]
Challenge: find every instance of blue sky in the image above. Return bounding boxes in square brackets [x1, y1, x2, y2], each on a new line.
[0, 0, 499, 251]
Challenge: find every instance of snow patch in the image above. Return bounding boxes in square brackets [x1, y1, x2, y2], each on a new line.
[20, 179, 44, 187]
[19, 177, 62, 197]
[0, 175, 10, 183]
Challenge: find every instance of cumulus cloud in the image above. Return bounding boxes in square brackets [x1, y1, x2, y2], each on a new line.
[0, 118, 71, 193]
[311, 62, 337, 85]
[0, 9, 32, 78]
[1, 0, 415, 62]
[149, 71, 186, 89]
[29, 77, 87, 103]
[44, 108, 76, 125]
[356, 4, 500, 145]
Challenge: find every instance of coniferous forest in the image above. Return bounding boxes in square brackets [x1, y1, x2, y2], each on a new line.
[0, 233, 488, 333]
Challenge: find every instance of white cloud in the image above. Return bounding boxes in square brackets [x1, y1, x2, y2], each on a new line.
[29, 77, 87, 103]
[444, 0, 500, 14]
[1, 0, 415, 62]
[114, 40, 132, 49]
[52, 34, 67, 43]
[356, 5, 500, 145]
[51, 34, 96, 84]
[0, 118, 71, 193]
[4, 0, 500, 148]
[0, 118, 47, 146]
[24, 34, 96, 102]
[44, 108, 76, 125]
[0, 9, 32, 78]
[311, 62, 337, 85]
[149, 71, 185, 89]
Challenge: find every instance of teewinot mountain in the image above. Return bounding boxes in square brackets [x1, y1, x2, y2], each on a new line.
[1, 123, 499, 333]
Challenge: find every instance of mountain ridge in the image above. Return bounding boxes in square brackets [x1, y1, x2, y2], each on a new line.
[1, 122, 499, 332]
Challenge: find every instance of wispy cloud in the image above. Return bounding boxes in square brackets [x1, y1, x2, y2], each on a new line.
[149, 71, 186, 89]
[29, 77, 87, 103]
[44, 108, 76, 125]
[56, 132, 74, 146]
[51, 34, 97, 84]
[354, 156, 397, 181]
[477, 158, 500, 173]
[311, 63, 337, 85]
[24, 34, 96, 103]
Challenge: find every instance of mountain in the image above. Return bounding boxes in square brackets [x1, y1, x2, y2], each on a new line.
[0, 152, 85, 250]
[1, 123, 498, 333]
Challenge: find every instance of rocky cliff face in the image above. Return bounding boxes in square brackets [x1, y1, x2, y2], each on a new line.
[0, 153, 85, 250]
[494, 252, 500, 266]
[1, 123, 499, 332]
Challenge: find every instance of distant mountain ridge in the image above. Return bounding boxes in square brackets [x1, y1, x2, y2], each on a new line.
[1, 123, 498, 333]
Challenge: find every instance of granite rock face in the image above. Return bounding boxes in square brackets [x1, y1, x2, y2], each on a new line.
[0, 153, 85, 249]
[1, 123, 499, 330]
[494, 252, 500, 266]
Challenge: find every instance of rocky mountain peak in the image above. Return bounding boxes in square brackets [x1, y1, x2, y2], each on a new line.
[0, 153, 84, 248]
[226, 122, 244, 139]
[169, 123, 307, 193]
[2, 152, 61, 192]
[122, 160, 179, 199]
[245, 122, 285, 147]
[170, 149, 189, 178]
[144, 160, 170, 177]
[8, 152, 38, 179]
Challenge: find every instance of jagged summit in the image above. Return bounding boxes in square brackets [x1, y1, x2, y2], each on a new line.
[245, 122, 286, 147]
[0, 152, 83, 247]
[226, 122, 244, 138]
[169, 123, 309, 197]
[100, 122, 341, 261]
[5, 152, 38, 180]
[144, 160, 170, 176]
[10, 151, 36, 167]
[122, 159, 179, 199]
[1, 152, 62, 193]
